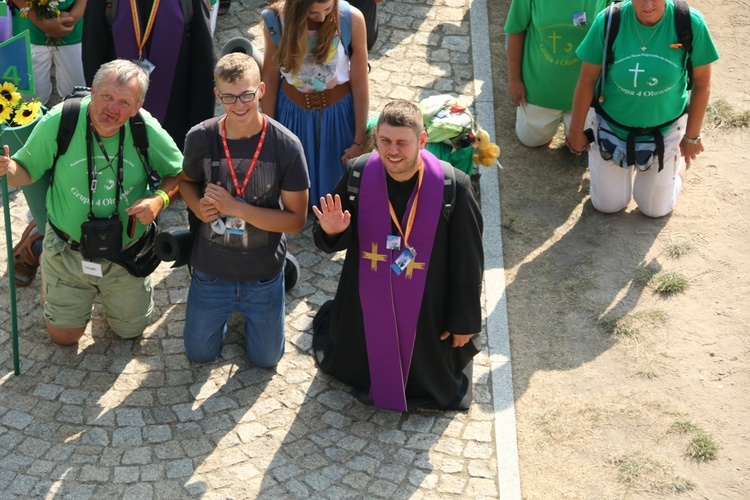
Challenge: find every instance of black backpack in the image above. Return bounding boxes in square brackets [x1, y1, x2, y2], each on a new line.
[346, 153, 457, 222]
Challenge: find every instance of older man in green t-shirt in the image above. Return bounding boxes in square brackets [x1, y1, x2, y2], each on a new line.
[1, 60, 183, 345]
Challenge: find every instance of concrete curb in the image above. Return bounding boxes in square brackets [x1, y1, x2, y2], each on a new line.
[470, 0, 522, 498]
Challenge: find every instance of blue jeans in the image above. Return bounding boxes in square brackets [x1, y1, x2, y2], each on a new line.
[183, 269, 285, 367]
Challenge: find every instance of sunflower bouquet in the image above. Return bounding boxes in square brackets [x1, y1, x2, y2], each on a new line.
[0, 82, 43, 129]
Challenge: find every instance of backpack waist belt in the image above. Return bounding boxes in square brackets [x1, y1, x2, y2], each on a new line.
[594, 101, 686, 173]
[282, 80, 351, 111]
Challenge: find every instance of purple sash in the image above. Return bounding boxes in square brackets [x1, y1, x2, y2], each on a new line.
[358, 150, 444, 411]
[112, 0, 184, 122]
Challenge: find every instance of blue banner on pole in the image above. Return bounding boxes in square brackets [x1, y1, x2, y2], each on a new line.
[0, 31, 35, 95]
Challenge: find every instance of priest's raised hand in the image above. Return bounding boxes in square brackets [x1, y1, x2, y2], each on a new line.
[312, 193, 352, 236]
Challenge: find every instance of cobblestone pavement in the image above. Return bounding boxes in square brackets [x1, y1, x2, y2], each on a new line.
[0, 0, 503, 497]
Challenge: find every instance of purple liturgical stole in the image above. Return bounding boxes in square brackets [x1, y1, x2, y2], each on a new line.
[358, 150, 444, 411]
[111, 0, 184, 122]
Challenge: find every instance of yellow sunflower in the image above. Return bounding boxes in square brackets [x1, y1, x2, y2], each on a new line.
[0, 82, 22, 107]
[12, 101, 42, 126]
[0, 99, 12, 123]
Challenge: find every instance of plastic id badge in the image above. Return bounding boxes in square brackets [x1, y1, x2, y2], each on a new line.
[391, 247, 415, 275]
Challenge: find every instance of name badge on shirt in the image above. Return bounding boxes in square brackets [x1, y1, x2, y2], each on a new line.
[573, 12, 587, 26]
[386, 235, 401, 251]
[133, 58, 156, 78]
[82, 261, 103, 277]
[391, 247, 416, 276]
[225, 196, 247, 235]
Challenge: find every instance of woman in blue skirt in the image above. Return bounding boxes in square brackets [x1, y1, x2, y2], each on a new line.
[261, 0, 370, 205]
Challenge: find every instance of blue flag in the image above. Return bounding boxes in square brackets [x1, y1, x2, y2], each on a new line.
[0, 31, 35, 95]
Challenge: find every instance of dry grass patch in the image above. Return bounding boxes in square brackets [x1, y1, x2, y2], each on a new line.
[650, 270, 689, 295]
[612, 453, 696, 494]
[704, 98, 750, 129]
[599, 309, 669, 339]
[665, 240, 693, 259]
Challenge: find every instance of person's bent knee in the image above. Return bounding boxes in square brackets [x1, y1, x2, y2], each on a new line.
[248, 348, 284, 369]
[107, 316, 150, 340]
[591, 198, 629, 214]
[185, 344, 222, 363]
[637, 203, 675, 219]
[46, 321, 86, 346]
[515, 123, 556, 148]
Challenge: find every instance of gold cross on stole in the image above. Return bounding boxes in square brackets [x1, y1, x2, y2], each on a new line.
[404, 259, 425, 279]
[362, 242, 387, 271]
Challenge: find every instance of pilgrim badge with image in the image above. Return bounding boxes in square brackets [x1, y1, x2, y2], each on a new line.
[80, 216, 123, 260]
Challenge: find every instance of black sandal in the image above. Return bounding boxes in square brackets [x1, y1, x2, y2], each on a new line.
[218, 0, 231, 15]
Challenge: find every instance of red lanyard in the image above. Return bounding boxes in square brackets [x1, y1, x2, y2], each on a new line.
[130, 0, 161, 60]
[388, 162, 424, 249]
[220, 116, 267, 198]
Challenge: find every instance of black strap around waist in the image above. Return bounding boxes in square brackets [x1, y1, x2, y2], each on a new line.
[49, 221, 81, 251]
[593, 100, 685, 172]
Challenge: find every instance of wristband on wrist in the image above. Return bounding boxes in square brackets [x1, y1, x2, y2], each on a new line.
[681, 135, 702, 145]
[155, 189, 170, 208]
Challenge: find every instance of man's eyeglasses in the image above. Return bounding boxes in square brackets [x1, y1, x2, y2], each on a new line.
[218, 84, 261, 105]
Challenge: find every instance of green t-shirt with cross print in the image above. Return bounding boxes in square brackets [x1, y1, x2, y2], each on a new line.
[504, 0, 613, 111]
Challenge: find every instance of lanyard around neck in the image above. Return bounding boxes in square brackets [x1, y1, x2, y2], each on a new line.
[86, 115, 124, 218]
[220, 116, 268, 199]
[388, 163, 424, 250]
[130, 0, 162, 60]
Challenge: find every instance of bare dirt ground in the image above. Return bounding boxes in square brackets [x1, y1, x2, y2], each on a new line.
[487, 0, 750, 498]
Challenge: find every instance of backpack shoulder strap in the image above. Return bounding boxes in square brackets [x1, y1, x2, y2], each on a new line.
[128, 111, 154, 188]
[129, 112, 149, 157]
[338, 0, 353, 56]
[181, 0, 193, 24]
[346, 152, 372, 205]
[673, 0, 693, 89]
[56, 97, 83, 159]
[262, 8, 282, 47]
[203, 118, 222, 184]
[105, 0, 118, 26]
[439, 160, 457, 222]
[596, 2, 622, 104]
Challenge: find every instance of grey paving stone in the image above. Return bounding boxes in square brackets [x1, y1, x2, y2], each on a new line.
[122, 482, 154, 500]
[1, 410, 33, 430]
[122, 447, 153, 465]
[113, 466, 140, 484]
[112, 427, 144, 447]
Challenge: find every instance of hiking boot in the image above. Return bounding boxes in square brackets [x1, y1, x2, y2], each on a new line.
[13, 221, 43, 287]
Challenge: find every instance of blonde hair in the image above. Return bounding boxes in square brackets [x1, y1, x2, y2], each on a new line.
[269, 0, 340, 75]
[215, 53, 260, 85]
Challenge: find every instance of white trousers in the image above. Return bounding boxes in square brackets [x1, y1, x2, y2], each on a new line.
[515, 102, 572, 147]
[30, 43, 85, 105]
[586, 108, 687, 218]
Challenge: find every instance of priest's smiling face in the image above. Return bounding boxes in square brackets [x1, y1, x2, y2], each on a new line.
[375, 124, 428, 182]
